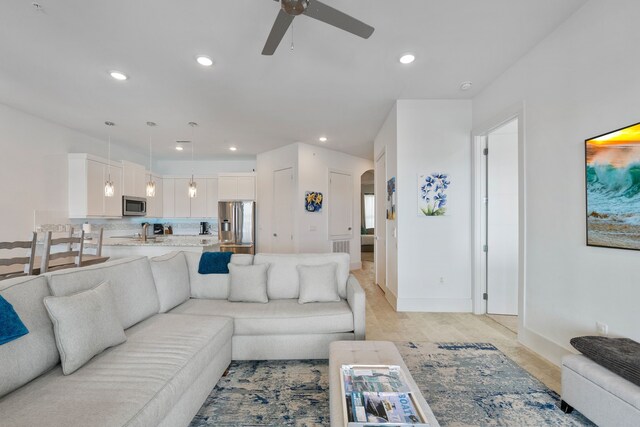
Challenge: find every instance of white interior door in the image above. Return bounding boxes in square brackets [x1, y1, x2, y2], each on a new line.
[272, 168, 294, 253]
[375, 153, 386, 292]
[487, 120, 519, 315]
[329, 171, 353, 238]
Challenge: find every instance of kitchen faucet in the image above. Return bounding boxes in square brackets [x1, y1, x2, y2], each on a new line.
[141, 222, 149, 243]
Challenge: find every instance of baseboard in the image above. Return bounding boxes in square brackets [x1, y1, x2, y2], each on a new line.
[518, 326, 575, 367]
[350, 261, 362, 271]
[385, 289, 397, 310]
[396, 297, 472, 312]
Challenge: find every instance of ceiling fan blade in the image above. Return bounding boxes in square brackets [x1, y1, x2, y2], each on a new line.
[262, 9, 295, 55]
[303, 0, 374, 39]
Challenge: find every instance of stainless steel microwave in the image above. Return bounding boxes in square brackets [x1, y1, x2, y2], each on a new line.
[122, 196, 147, 216]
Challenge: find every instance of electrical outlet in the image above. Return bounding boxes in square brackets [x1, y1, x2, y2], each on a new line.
[439, 277, 445, 284]
[596, 321, 608, 336]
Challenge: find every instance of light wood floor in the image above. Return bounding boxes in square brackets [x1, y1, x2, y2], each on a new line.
[353, 262, 561, 394]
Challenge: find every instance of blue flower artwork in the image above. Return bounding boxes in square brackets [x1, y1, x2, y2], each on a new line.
[418, 173, 450, 216]
[305, 191, 323, 213]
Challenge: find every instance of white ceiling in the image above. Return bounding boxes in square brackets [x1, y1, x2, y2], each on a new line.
[0, 0, 585, 160]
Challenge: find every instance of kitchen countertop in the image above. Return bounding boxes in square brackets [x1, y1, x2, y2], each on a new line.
[103, 235, 219, 247]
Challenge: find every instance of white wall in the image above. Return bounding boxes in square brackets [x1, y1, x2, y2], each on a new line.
[396, 100, 473, 312]
[0, 103, 147, 241]
[297, 143, 373, 267]
[257, 143, 373, 268]
[472, 0, 640, 364]
[374, 104, 398, 303]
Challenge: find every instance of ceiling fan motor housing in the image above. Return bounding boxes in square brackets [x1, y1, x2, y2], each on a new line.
[281, 0, 309, 16]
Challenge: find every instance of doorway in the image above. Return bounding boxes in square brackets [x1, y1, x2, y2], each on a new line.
[360, 170, 375, 265]
[485, 118, 519, 331]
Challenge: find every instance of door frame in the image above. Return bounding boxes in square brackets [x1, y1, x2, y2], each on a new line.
[471, 103, 526, 334]
[374, 148, 387, 293]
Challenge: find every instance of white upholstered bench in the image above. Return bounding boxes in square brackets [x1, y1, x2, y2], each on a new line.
[329, 340, 440, 427]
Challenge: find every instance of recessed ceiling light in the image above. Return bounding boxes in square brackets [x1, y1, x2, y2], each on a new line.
[109, 71, 128, 81]
[460, 81, 473, 91]
[399, 54, 415, 65]
[175, 146, 184, 151]
[229, 146, 237, 151]
[319, 136, 328, 142]
[196, 56, 213, 67]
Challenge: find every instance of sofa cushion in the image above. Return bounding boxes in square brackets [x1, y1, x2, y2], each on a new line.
[184, 251, 254, 299]
[0, 313, 233, 427]
[150, 252, 190, 312]
[228, 263, 269, 303]
[298, 263, 341, 304]
[170, 298, 354, 335]
[570, 336, 640, 387]
[44, 281, 126, 375]
[46, 256, 160, 329]
[0, 275, 59, 399]
[253, 253, 350, 299]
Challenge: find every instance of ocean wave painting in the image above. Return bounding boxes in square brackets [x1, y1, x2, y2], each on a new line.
[586, 122, 640, 250]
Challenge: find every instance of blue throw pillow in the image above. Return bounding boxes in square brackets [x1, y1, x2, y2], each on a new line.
[198, 252, 233, 274]
[0, 295, 29, 345]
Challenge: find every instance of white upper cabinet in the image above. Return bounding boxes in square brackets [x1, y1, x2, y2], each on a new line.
[190, 179, 207, 218]
[146, 173, 163, 218]
[68, 154, 123, 218]
[122, 161, 146, 197]
[174, 178, 192, 218]
[206, 178, 218, 218]
[218, 174, 255, 200]
[162, 178, 175, 218]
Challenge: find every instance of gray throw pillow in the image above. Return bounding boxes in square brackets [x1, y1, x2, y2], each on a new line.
[297, 263, 341, 304]
[227, 263, 269, 303]
[150, 252, 190, 312]
[43, 281, 126, 375]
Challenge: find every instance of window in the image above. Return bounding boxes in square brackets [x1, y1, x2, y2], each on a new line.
[363, 194, 375, 230]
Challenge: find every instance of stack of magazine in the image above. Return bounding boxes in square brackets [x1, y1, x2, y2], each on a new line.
[340, 365, 430, 427]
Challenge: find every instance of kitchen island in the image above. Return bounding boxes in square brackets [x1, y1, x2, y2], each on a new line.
[102, 235, 220, 258]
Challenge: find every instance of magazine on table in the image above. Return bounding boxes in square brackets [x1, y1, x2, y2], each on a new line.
[341, 365, 430, 427]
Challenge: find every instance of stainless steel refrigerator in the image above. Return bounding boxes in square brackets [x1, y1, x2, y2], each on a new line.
[218, 201, 255, 254]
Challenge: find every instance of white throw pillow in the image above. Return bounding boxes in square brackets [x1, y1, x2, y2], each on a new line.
[43, 281, 126, 375]
[227, 263, 269, 303]
[150, 252, 190, 312]
[297, 263, 341, 304]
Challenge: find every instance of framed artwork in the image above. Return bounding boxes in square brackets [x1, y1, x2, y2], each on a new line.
[586, 122, 640, 250]
[305, 191, 323, 213]
[418, 173, 450, 216]
[386, 177, 396, 220]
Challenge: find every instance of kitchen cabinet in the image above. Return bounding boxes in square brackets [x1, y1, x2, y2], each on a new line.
[122, 161, 146, 197]
[218, 174, 255, 200]
[162, 178, 175, 218]
[174, 178, 192, 217]
[160, 176, 218, 218]
[206, 178, 218, 218]
[146, 173, 163, 218]
[68, 153, 123, 218]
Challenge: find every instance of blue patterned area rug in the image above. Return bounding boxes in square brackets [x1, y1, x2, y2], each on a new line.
[190, 342, 594, 427]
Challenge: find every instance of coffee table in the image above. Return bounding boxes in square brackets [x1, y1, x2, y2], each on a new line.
[329, 340, 440, 427]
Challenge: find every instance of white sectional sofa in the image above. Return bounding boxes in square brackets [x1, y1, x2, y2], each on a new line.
[0, 251, 365, 427]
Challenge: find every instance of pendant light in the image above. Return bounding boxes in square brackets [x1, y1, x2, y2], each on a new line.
[146, 121, 157, 197]
[188, 122, 198, 198]
[104, 121, 115, 197]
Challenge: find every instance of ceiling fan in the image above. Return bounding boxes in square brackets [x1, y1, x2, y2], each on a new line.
[262, 0, 375, 55]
